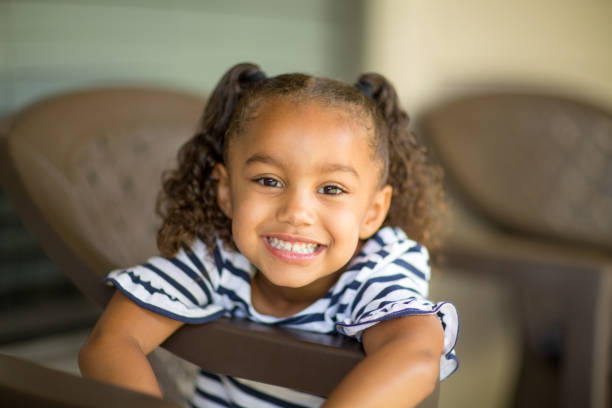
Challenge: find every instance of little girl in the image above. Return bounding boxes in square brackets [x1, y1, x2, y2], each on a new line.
[79, 63, 458, 408]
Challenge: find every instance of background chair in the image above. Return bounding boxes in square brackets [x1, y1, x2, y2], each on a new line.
[419, 92, 612, 408]
[0, 87, 439, 407]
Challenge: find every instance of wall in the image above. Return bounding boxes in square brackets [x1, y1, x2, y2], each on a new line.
[363, 0, 612, 117]
[0, 0, 363, 116]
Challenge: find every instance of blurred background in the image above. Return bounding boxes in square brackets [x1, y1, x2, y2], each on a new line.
[1, 1, 611, 407]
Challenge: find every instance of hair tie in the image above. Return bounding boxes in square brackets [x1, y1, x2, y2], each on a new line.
[354, 79, 374, 100]
[246, 70, 267, 84]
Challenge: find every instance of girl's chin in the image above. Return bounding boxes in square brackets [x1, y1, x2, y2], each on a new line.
[261, 274, 316, 289]
[258, 266, 342, 292]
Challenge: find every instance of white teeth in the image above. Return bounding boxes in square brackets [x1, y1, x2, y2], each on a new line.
[267, 237, 319, 254]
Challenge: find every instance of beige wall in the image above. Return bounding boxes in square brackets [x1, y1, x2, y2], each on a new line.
[363, 0, 612, 117]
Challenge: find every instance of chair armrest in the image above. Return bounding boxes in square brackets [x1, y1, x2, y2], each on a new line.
[163, 319, 440, 407]
[0, 353, 180, 408]
[163, 316, 364, 396]
[437, 236, 612, 408]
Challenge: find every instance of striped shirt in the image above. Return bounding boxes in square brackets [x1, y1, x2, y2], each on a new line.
[106, 226, 459, 407]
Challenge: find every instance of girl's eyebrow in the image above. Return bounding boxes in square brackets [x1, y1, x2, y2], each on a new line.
[245, 153, 280, 168]
[319, 163, 360, 179]
[245, 153, 359, 179]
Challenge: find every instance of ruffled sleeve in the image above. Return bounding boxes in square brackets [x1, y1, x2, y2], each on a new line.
[334, 227, 459, 380]
[105, 239, 226, 324]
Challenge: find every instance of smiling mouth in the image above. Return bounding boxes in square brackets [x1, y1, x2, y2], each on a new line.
[266, 236, 321, 254]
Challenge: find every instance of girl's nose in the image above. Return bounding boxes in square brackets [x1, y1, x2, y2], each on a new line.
[276, 189, 315, 226]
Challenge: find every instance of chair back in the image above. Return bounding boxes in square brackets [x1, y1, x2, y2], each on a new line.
[420, 93, 612, 252]
[1, 87, 205, 304]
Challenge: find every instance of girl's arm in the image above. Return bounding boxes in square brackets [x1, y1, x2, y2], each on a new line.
[323, 314, 444, 408]
[79, 290, 184, 397]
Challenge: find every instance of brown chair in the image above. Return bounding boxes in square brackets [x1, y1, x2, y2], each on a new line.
[0, 353, 181, 408]
[0, 87, 440, 407]
[419, 92, 612, 408]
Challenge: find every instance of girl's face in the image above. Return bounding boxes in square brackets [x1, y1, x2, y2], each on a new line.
[215, 99, 391, 291]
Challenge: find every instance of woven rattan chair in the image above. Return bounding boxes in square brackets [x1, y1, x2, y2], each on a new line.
[420, 92, 612, 408]
[0, 87, 440, 407]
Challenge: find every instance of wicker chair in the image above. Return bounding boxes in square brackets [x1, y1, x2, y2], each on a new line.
[420, 92, 612, 408]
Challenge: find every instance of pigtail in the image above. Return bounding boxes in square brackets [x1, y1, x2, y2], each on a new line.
[356, 73, 447, 249]
[199, 63, 266, 163]
[156, 63, 266, 257]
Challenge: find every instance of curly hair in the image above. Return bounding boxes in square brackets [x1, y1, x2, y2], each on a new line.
[156, 63, 447, 257]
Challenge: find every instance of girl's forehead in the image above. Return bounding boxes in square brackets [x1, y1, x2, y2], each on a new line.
[227, 99, 379, 176]
[244, 96, 372, 132]
[233, 100, 370, 151]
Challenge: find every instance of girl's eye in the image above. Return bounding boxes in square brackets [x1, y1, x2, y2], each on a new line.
[255, 177, 282, 188]
[318, 185, 346, 195]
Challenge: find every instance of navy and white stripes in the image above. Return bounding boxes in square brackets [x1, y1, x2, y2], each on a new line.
[193, 370, 325, 408]
[106, 226, 459, 407]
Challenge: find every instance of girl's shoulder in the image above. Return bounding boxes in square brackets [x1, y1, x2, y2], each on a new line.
[349, 226, 429, 275]
[329, 226, 431, 299]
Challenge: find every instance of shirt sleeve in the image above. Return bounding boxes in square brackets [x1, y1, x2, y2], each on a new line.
[335, 240, 459, 380]
[105, 240, 226, 324]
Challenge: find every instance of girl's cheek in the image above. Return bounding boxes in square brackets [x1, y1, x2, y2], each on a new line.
[234, 193, 274, 219]
[321, 207, 359, 230]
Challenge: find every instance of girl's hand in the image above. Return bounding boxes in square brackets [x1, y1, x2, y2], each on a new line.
[79, 290, 184, 397]
[323, 314, 443, 408]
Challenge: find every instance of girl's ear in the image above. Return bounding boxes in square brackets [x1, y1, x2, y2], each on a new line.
[359, 185, 392, 239]
[212, 164, 233, 219]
